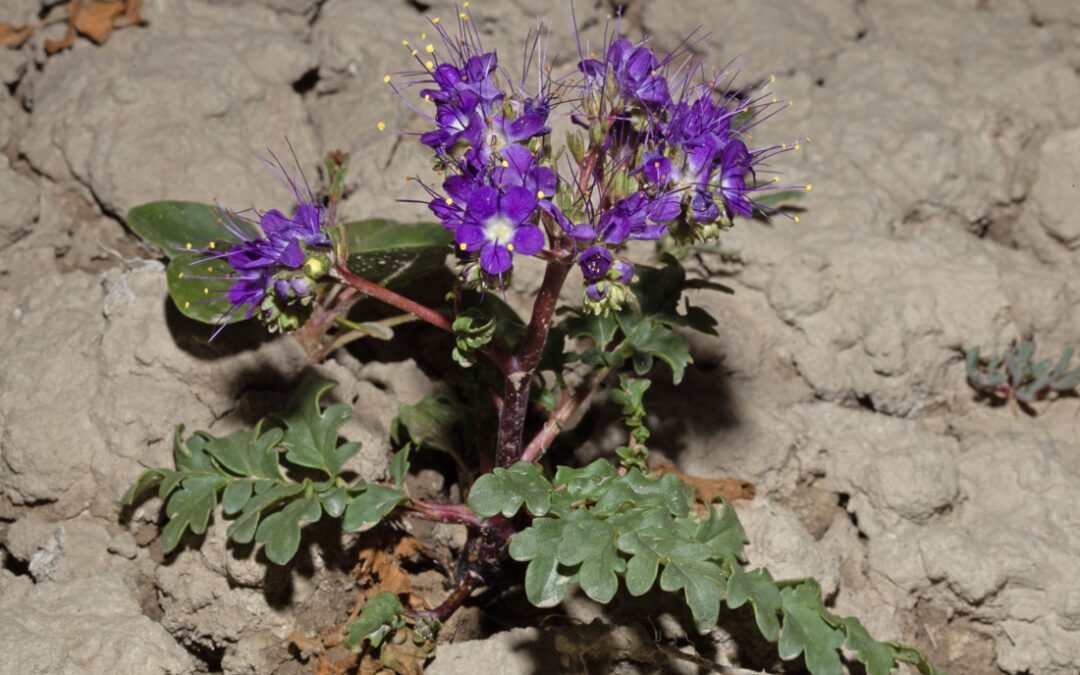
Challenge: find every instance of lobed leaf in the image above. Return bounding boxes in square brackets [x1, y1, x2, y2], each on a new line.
[344, 591, 406, 652]
[509, 518, 577, 607]
[777, 581, 846, 675]
[342, 485, 408, 532]
[255, 496, 323, 565]
[468, 462, 552, 518]
[278, 379, 362, 478]
[555, 509, 624, 603]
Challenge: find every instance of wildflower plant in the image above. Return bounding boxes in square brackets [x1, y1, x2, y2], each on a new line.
[123, 7, 940, 675]
[966, 341, 1080, 409]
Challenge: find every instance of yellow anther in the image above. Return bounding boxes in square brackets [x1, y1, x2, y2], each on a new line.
[402, 40, 409, 46]
[459, 242, 467, 250]
[204, 288, 209, 295]
[774, 176, 780, 182]
[378, 122, 386, 131]
[772, 97, 777, 103]
[184, 301, 190, 308]
[788, 100, 794, 107]
[445, 197, 453, 205]
[426, 44, 435, 53]
[384, 75, 391, 83]
[781, 143, 787, 149]
[208, 241, 215, 249]
[206, 267, 213, 272]
[426, 60, 434, 69]
[501, 160, 509, 168]
[770, 74, 776, 83]
[795, 143, 801, 151]
[805, 184, 813, 191]
[411, 49, 418, 56]
[432, 17, 440, 23]
[306, 258, 324, 276]
[806, 136, 812, 142]
[421, 32, 426, 39]
[463, 1, 468, 6]
[460, 12, 468, 19]
[537, 191, 545, 199]
[794, 216, 801, 223]
[185, 242, 192, 249]
[178, 272, 185, 279]
[507, 243, 514, 252]
[424, 94, 431, 102]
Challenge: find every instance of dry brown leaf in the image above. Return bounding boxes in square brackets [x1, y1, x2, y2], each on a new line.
[74, 1, 125, 43]
[650, 462, 756, 502]
[0, 22, 35, 48]
[354, 531, 425, 601]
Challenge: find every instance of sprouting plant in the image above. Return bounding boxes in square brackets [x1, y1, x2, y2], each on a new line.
[122, 7, 943, 675]
[966, 341, 1080, 407]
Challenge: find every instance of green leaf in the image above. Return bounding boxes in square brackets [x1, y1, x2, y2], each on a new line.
[122, 469, 166, 505]
[616, 513, 683, 596]
[344, 591, 406, 652]
[560, 311, 620, 350]
[344, 219, 451, 288]
[226, 482, 306, 544]
[618, 315, 692, 384]
[726, 566, 782, 641]
[389, 444, 412, 488]
[688, 499, 747, 560]
[554, 460, 619, 502]
[202, 423, 285, 482]
[509, 518, 577, 607]
[318, 486, 350, 518]
[393, 396, 462, 456]
[467, 462, 552, 518]
[555, 509, 624, 603]
[166, 251, 242, 325]
[657, 542, 727, 630]
[255, 496, 323, 564]
[161, 476, 225, 554]
[126, 201, 225, 256]
[221, 479, 254, 515]
[279, 380, 361, 478]
[342, 485, 407, 532]
[778, 581, 845, 675]
[832, 616, 897, 675]
[592, 470, 692, 518]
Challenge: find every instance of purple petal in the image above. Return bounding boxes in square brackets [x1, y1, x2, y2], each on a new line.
[504, 114, 550, 143]
[566, 223, 597, 241]
[260, 209, 292, 237]
[456, 224, 486, 249]
[443, 175, 476, 203]
[511, 225, 544, 256]
[480, 243, 512, 274]
[500, 186, 537, 224]
[579, 246, 613, 281]
[647, 194, 682, 222]
[643, 153, 673, 184]
[466, 186, 499, 222]
[278, 238, 305, 268]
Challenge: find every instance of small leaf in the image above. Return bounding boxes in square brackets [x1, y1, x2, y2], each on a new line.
[657, 543, 727, 630]
[255, 496, 323, 564]
[467, 462, 552, 518]
[221, 479, 254, 515]
[619, 316, 692, 384]
[344, 591, 406, 652]
[509, 518, 577, 607]
[555, 510, 624, 603]
[279, 380, 362, 478]
[554, 460, 619, 502]
[394, 396, 462, 456]
[318, 486, 349, 518]
[832, 616, 897, 675]
[342, 485, 407, 532]
[592, 470, 692, 518]
[726, 566, 782, 641]
[389, 444, 412, 488]
[777, 581, 845, 675]
[344, 219, 451, 288]
[161, 476, 224, 553]
[122, 469, 165, 505]
[226, 483, 306, 544]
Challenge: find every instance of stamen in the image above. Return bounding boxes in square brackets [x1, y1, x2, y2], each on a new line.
[805, 184, 812, 191]
[459, 242, 467, 250]
[378, 122, 386, 131]
[507, 243, 515, 251]
[384, 75, 391, 83]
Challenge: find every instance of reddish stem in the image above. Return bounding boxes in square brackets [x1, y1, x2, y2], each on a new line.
[494, 258, 571, 468]
[406, 500, 482, 527]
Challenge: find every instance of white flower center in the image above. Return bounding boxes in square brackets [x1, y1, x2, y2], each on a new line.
[484, 214, 515, 245]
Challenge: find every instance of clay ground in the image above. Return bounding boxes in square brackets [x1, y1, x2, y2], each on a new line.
[2, 0, 1079, 673]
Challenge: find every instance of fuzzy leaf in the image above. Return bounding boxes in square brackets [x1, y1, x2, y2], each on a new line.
[832, 616, 897, 675]
[555, 509, 624, 603]
[778, 581, 845, 675]
[592, 470, 692, 517]
[726, 566, 782, 641]
[279, 380, 361, 478]
[554, 459, 619, 502]
[509, 518, 577, 607]
[393, 396, 462, 455]
[161, 476, 224, 553]
[344, 219, 451, 288]
[255, 496, 323, 564]
[342, 485, 407, 532]
[345, 591, 406, 652]
[467, 462, 552, 518]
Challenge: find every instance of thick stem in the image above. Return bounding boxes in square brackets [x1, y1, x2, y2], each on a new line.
[406, 499, 482, 527]
[520, 364, 611, 463]
[494, 260, 571, 468]
[410, 572, 480, 621]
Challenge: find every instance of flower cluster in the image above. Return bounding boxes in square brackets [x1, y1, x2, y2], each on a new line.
[387, 11, 798, 313]
[194, 160, 332, 335]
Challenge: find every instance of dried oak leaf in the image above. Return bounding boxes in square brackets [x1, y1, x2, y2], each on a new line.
[650, 462, 756, 502]
[0, 23, 35, 48]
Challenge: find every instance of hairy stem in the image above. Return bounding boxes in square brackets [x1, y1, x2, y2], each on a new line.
[405, 499, 482, 527]
[494, 259, 571, 468]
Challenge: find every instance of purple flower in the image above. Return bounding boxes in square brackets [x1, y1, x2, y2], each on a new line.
[579, 246, 613, 281]
[456, 186, 544, 275]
